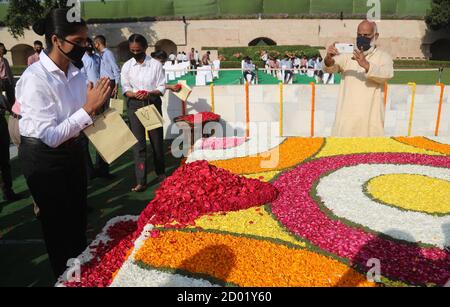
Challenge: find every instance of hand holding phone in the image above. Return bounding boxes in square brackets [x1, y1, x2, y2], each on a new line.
[335, 43, 355, 54]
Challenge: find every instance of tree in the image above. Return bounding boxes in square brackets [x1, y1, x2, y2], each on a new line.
[5, 0, 104, 38]
[425, 0, 450, 31]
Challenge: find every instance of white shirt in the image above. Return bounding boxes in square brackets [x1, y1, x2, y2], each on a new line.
[16, 51, 92, 148]
[121, 56, 166, 95]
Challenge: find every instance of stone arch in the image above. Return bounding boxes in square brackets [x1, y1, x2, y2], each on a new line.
[154, 39, 177, 56]
[248, 37, 277, 47]
[11, 44, 35, 66]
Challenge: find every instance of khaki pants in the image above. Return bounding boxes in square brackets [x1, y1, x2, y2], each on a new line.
[8, 116, 40, 216]
[8, 116, 21, 146]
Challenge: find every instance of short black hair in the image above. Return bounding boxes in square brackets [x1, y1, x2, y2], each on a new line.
[128, 34, 148, 49]
[151, 50, 168, 61]
[32, 8, 87, 51]
[94, 35, 106, 46]
[34, 40, 43, 46]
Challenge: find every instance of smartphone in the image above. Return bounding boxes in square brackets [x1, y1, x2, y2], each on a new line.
[335, 43, 355, 54]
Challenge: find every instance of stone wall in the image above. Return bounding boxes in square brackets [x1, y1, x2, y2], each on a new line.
[1, 19, 449, 65]
[162, 83, 450, 138]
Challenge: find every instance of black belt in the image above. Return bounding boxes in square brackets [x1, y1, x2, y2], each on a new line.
[21, 135, 82, 150]
[11, 112, 22, 120]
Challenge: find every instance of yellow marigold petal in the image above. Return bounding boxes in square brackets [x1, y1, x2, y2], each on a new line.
[316, 138, 444, 158]
[210, 138, 324, 174]
[367, 174, 450, 215]
[394, 137, 450, 155]
[134, 230, 376, 287]
[194, 206, 305, 248]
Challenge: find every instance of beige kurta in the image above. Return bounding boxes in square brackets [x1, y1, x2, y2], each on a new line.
[324, 47, 394, 137]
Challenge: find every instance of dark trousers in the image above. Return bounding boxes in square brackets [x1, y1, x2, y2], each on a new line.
[0, 115, 12, 195]
[80, 133, 95, 179]
[19, 136, 87, 278]
[127, 97, 165, 185]
[0, 79, 15, 111]
[284, 70, 293, 83]
[243, 71, 256, 83]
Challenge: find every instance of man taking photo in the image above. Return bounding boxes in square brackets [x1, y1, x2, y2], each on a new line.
[324, 20, 394, 137]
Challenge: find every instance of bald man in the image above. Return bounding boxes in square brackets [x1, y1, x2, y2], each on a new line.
[324, 20, 393, 137]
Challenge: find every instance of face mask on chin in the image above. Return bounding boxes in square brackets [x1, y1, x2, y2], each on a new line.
[58, 38, 87, 68]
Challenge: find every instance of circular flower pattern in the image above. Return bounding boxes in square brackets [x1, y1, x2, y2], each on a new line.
[315, 164, 450, 247]
[366, 174, 450, 215]
[271, 153, 450, 286]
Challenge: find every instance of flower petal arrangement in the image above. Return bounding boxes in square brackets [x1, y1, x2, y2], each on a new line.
[62, 137, 450, 287]
[174, 112, 221, 125]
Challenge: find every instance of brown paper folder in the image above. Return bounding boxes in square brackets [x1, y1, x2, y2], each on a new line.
[84, 109, 137, 164]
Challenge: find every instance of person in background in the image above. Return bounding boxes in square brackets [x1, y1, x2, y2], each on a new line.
[281, 55, 294, 84]
[182, 51, 188, 62]
[17, 8, 111, 278]
[168, 52, 176, 63]
[242, 56, 256, 84]
[202, 51, 211, 66]
[176, 52, 183, 63]
[268, 55, 280, 77]
[0, 44, 20, 202]
[315, 56, 324, 83]
[308, 56, 316, 70]
[81, 38, 101, 180]
[93, 34, 119, 179]
[260, 50, 269, 64]
[293, 55, 301, 71]
[194, 50, 200, 65]
[300, 56, 308, 75]
[27, 40, 44, 66]
[121, 35, 180, 193]
[188, 48, 197, 73]
[0, 43, 15, 112]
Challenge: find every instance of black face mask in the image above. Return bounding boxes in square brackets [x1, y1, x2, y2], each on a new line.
[132, 52, 146, 62]
[356, 36, 372, 52]
[58, 38, 87, 67]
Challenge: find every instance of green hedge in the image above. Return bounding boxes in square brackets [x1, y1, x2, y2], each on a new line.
[393, 60, 450, 68]
[263, 0, 310, 14]
[220, 61, 267, 69]
[204, 45, 321, 61]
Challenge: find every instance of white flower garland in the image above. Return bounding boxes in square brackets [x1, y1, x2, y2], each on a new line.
[316, 164, 450, 248]
[111, 223, 219, 287]
[187, 136, 286, 163]
[55, 215, 139, 287]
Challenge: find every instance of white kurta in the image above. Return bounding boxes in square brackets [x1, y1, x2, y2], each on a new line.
[324, 48, 394, 137]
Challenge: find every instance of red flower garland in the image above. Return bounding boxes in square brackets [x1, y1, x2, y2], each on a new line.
[175, 112, 221, 125]
[138, 160, 278, 230]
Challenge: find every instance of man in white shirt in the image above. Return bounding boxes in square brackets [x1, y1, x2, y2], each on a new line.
[176, 52, 183, 63]
[242, 57, 256, 83]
